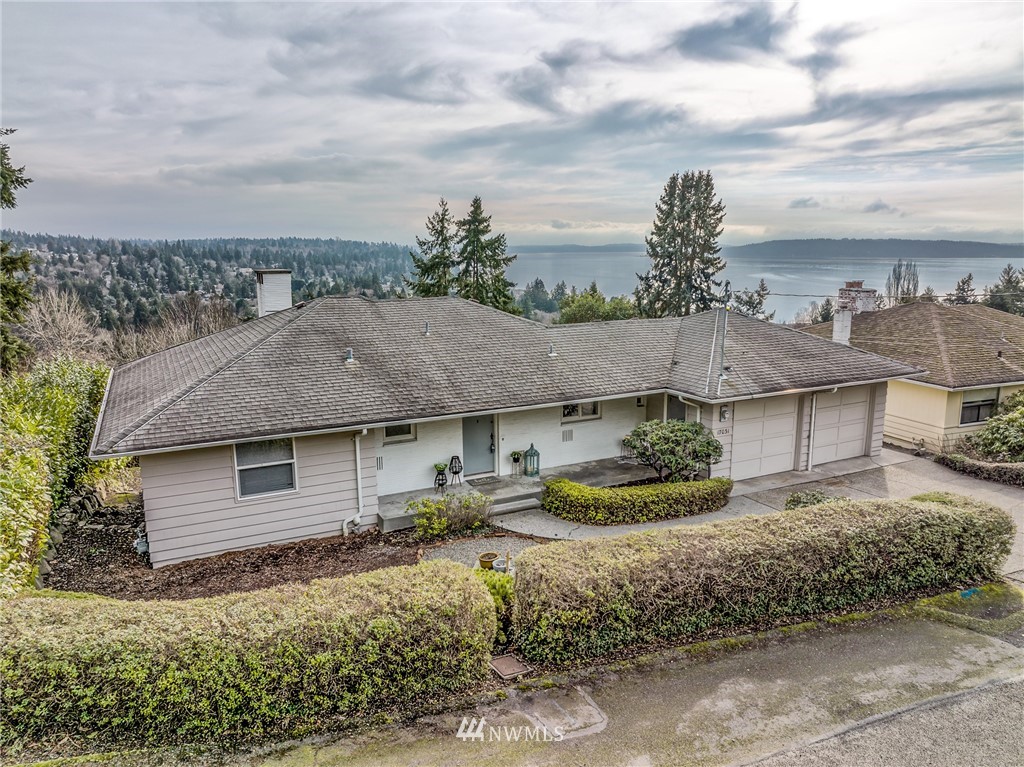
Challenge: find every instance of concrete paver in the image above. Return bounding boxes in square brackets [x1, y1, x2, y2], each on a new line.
[251, 617, 1024, 767]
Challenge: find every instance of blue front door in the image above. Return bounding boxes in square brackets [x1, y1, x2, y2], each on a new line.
[462, 415, 494, 475]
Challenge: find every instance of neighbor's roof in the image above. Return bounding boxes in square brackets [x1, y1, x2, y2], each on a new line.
[91, 297, 920, 457]
[803, 302, 1024, 390]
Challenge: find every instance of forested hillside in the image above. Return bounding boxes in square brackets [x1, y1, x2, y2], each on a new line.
[3, 231, 411, 330]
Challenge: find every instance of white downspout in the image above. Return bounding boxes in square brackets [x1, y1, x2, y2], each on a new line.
[807, 393, 818, 472]
[344, 428, 368, 536]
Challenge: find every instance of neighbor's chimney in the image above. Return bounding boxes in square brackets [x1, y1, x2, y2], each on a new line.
[254, 268, 292, 317]
[838, 280, 877, 314]
[833, 308, 853, 345]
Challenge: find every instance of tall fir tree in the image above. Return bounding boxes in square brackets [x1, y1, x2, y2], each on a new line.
[635, 170, 726, 317]
[406, 197, 457, 297]
[733, 278, 775, 321]
[1, 128, 34, 373]
[454, 196, 518, 313]
[983, 264, 1023, 315]
[945, 273, 977, 305]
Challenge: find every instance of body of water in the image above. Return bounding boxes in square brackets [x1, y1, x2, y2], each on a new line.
[506, 251, 1020, 321]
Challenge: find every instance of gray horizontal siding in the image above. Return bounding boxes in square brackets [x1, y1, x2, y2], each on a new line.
[140, 432, 373, 567]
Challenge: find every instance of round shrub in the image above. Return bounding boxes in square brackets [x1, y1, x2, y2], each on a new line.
[541, 476, 733, 525]
[965, 408, 1024, 463]
[0, 560, 496, 749]
[513, 494, 1013, 663]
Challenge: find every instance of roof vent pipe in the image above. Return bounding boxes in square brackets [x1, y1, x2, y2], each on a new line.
[424, 321, 431, 336]
[344, 347, 355, 363]
[548, 343, 557, 357]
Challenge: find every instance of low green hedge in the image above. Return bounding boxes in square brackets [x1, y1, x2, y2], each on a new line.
[935, 452, 1024, 487]
[0, 560, 495, 748]
[541, 476, 733, 525]
[513, 493, 1013, 663]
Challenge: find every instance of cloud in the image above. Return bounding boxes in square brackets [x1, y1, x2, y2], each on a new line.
[160, 153, 398, 187]
[788, 197, 821, 209]
[862, 199, 898, 214]
[671, 5, 796, 61]
[792, 24, 865, 81]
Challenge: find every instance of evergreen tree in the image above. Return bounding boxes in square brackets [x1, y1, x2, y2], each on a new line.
[406, 197, 457, 297]
[945, 273, 977, 305]
[983, 264, 1023, 315]
[551, 280, 568, 304]
[1, 129, 34, 373]
[635, 170, 727, 317]
[454, 196, 518, 313]
[817, 297, 835, 323]
[919, 286, 937, 302]
[733, 279, 775, 321]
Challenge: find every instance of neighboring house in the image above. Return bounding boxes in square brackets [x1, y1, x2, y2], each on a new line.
[804, 301, 1024, 452]
[91, 271, 918, 567]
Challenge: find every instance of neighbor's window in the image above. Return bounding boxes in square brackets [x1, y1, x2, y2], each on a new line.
[235, 438, 296, 498]
[562, 401, 601, 422]
[960, 389, 998, 425]
[383, 423, 417, 443]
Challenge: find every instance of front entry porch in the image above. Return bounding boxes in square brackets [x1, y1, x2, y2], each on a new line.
[375, 457, 655, 532]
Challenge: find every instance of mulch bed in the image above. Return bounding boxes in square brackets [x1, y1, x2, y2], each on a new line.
[45, 503, 422, 601]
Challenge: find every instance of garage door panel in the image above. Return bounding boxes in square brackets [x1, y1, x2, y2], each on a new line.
[763, 415, 797, 436]
[842, 388, 869, 404]
[841, 403, 868, 420]
[815, 409, 841, 427]
[761, 453, 796, 475]
[764, 397, 797, 417]
[838, 422, 867, 442]
[734, 420, 766, 440]
[816, 390, 843, 408]
[733, 441, 765, 461]
[735, 400, 766, 420]
[763, 434, 795, 455]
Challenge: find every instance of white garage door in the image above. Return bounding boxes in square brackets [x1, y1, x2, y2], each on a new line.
[812, 386, 869, 465]
[731, 396, 799, 480]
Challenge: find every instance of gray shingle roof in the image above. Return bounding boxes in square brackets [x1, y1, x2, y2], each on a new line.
[92, 296, 920, 456]
[802, 302, 1024, 389]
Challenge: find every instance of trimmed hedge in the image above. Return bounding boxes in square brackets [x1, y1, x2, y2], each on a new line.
[0, 560, 495, 748]
[541, 476, 733, 525]
[935, 452, 1024, 487]
[513, 493, 1013, 663]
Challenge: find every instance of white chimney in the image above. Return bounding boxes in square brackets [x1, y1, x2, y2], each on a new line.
[833, 308, 853, 345]
[254, 269, 292, 317]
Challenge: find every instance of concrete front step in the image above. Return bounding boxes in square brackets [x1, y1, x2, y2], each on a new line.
[377, 491, 542, 532]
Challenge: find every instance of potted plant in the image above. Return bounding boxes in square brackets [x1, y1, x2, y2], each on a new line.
[478, 551, 499, 570]
[433, 462, 448, 473]
[510, 450, 523, 464]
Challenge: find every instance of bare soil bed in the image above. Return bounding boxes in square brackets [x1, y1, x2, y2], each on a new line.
[46, 503, 421, 601]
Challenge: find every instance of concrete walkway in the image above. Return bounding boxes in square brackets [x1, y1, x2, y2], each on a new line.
[250, 615, 1024, 767]
[493, 448, 1024, 579]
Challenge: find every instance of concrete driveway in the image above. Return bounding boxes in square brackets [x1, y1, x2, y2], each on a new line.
[495, 449, 1024, 581]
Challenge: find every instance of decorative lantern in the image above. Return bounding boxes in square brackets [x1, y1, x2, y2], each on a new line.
[524, 443, 540, 477]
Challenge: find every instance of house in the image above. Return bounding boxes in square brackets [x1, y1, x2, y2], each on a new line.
[90, 271, 918, 567]
[804, 299, 1024, 452]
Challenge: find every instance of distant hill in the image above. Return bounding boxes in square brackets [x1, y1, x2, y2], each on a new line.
[513, 238, 1023, 259]
[720, 238, 1023, 261]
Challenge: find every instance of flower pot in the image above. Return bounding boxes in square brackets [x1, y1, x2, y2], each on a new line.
[478, 551, 499, 569]
[493, 558, 507, 573]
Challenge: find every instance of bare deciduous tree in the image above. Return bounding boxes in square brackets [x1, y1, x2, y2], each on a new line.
[107, 292, 240, 364]
[20, 288, 107, 361]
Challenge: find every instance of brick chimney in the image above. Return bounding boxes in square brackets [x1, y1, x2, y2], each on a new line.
[254, 269, 292, 317]
[837, 280, 877, 314]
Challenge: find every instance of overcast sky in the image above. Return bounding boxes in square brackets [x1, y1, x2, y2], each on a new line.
[2, 1, 1022, 245]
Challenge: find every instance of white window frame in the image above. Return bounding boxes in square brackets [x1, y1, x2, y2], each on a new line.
[233, 438, 298, 501]
[959, 389, 998, 426]
[561, 401, 602, 423]
[383, 423, 418, 444]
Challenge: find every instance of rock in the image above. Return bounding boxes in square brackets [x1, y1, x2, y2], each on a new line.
[48, 527, 64, 546]
[34, 575, 45, 589]
[37, 558, 51, 575]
